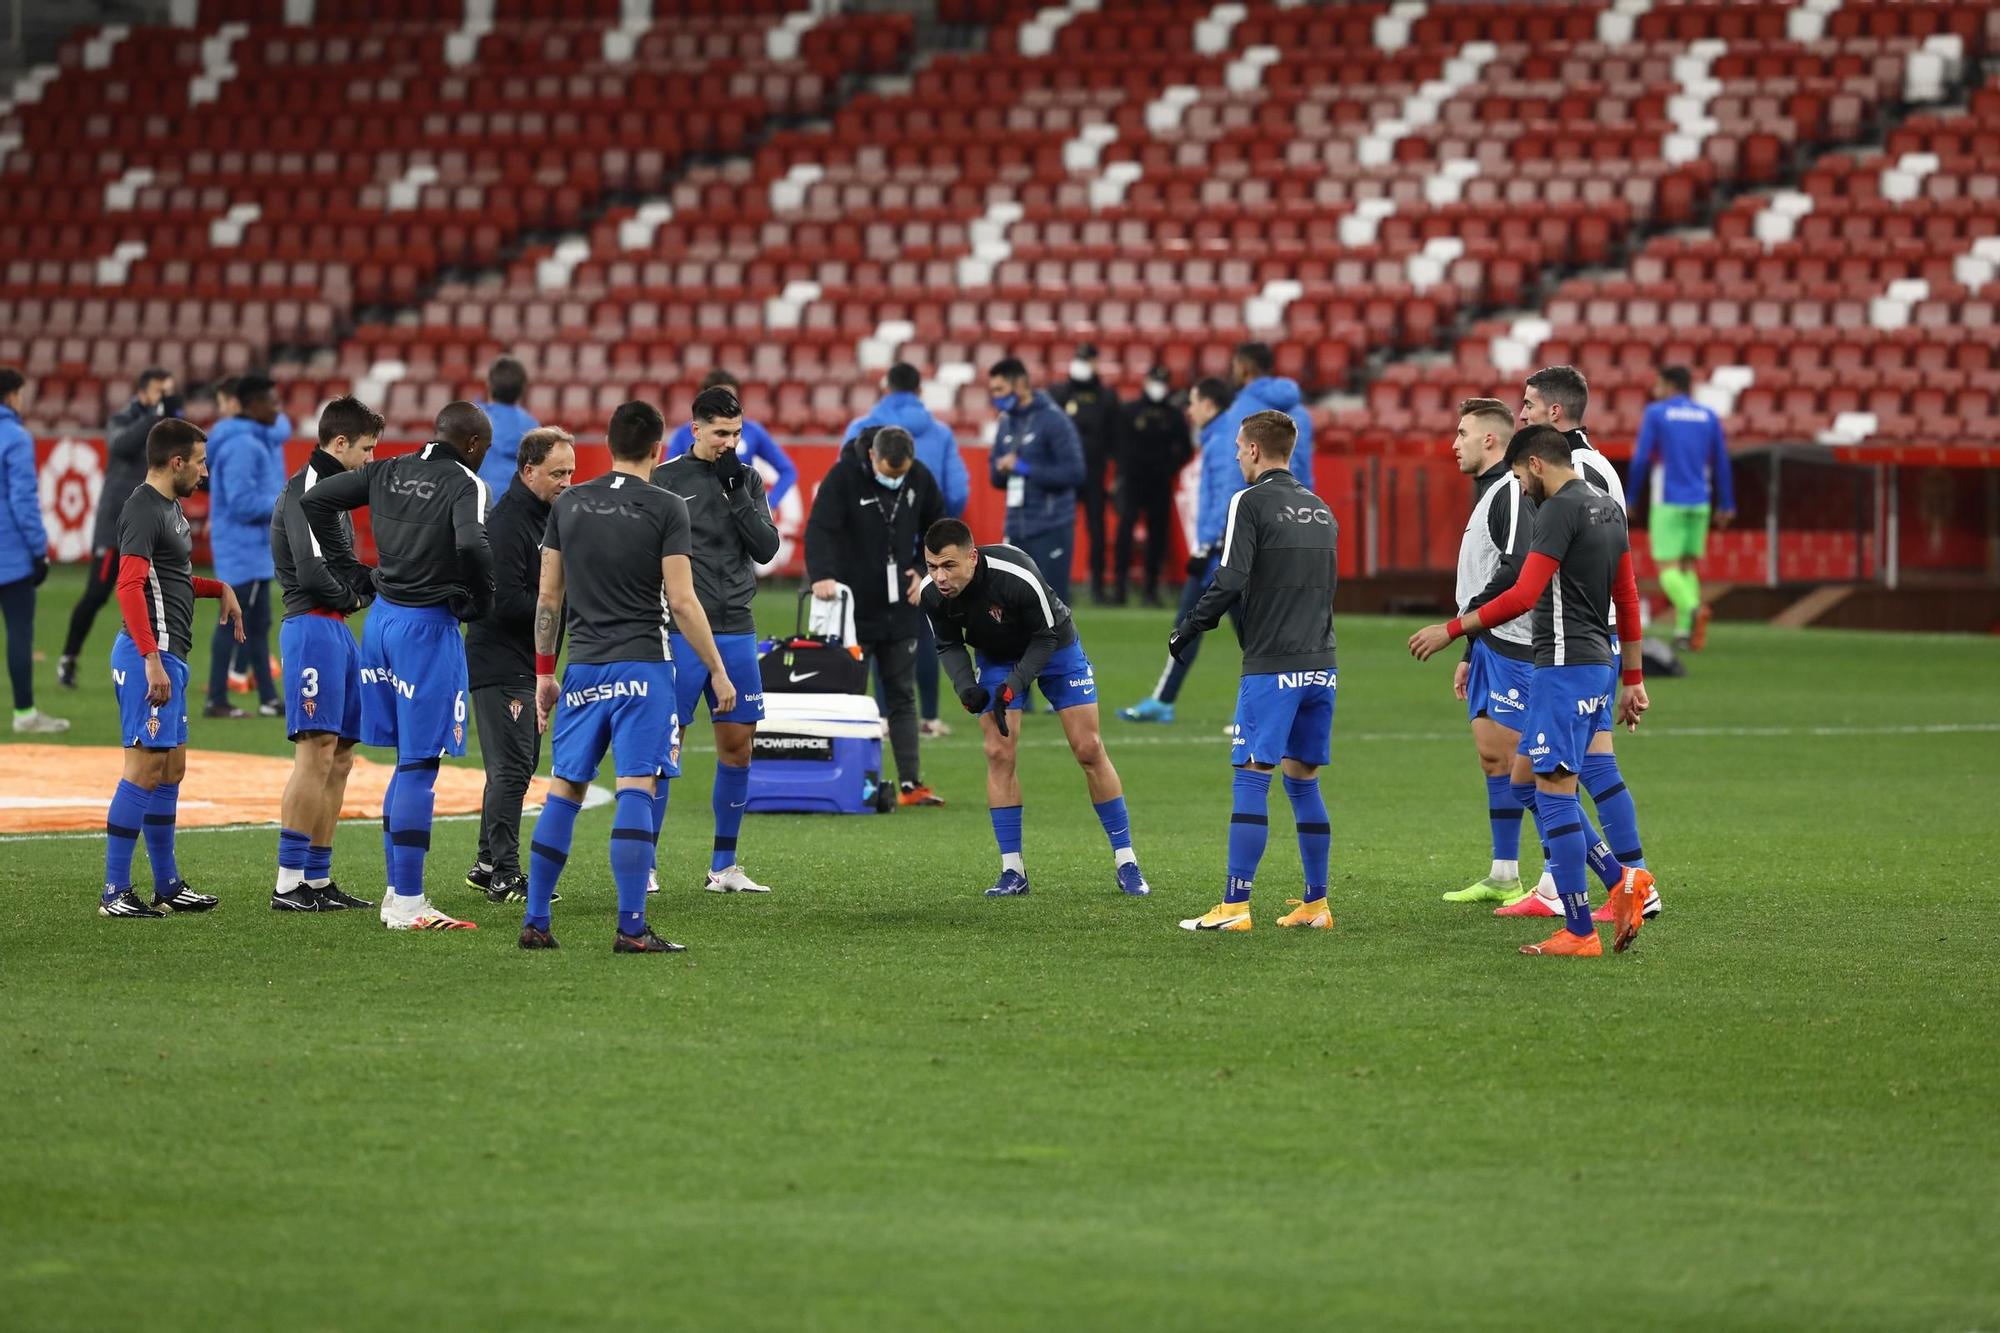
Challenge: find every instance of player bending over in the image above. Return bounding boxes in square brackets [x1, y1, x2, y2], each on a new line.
[919, 518, 1147, 898]
[98, 419, 244, 917]
[520, 400, 735, 954]
[269, 396, 381, 912]
[1409, 425, 1655, 956]
[1172, 411, 1339, 933]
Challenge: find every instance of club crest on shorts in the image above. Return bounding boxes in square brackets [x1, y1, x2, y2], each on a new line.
[454, 723, 464, 746]
[508, 698, 523, 722]
[145, 715, 160, 739]
[302, 699, 316, 718]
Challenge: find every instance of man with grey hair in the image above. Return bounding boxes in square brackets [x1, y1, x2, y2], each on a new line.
[467, 426, 577, 901]
[805, 423, 947, 805]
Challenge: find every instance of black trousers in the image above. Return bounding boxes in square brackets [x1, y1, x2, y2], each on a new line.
[1081, 456, 1110, 592]
[0, 575, 35, 711]
[473, 683, 541, 876]
[864, 637, 920, 787]
[208, 578, 276, 707]
[62, 546, 119, 660]
[1114, 482, 1174, 598]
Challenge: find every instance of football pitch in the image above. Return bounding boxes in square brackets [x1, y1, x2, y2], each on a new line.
[3, 567, 1997, 1331]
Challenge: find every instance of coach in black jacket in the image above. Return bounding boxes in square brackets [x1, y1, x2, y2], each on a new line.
[465, 427, 575, 900]
[803, 425, 945, 804]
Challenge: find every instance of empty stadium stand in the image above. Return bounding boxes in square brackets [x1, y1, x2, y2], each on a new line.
[2, 0, 1997, 466]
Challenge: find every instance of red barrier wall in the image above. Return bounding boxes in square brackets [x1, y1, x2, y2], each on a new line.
[32, 435, 1998, 585]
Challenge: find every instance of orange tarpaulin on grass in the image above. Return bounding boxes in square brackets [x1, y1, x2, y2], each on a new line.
[0, 745, 547, 834]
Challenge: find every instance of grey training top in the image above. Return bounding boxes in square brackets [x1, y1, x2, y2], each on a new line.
[116, 484, 195, 658]
[301, 440, 491, 614]
[543, 472, 692, 666]
[273, 448, 372, 619]
[1527, 477, 1630, 669]
[1186, 468, 1337, 674]
[649, 453, 779, 636]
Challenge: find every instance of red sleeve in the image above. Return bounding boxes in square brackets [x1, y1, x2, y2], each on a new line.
[1614, 550, 1643, 683]
[116, 555, 160, 656]
[192, 576, 225, 598]
[1451, 552, 1557, 638]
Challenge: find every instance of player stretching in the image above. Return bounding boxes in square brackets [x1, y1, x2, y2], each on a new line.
[1409, 426, 1655, 955]
[1511, 366, 1658, 921]
[269, 396, 381, 912]
[1174, 411, 1338, 933]
[520, 401, 735, 954]
[650, 385, 778, 894]
[920, 518, 1147, 898]
[303, 402, 493, 931]
[98, 419, 244, 917]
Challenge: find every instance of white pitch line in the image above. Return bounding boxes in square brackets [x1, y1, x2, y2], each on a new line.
[4, 722, 1992, 844]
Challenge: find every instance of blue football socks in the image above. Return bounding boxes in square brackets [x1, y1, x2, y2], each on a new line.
[526, 793, 581, 932]
[990, 804, 1023, 857]
[1535, 790, 1595, 937]
[388, 759, 438, 899]
[710, 762, 750, 873]
[143, 781, 180, 891]
[1226, 767, 1273, 902]
[278, 827, 311, 883]
[103, 778, 150, 896]
[611, 788, 654, 937]
[1581, 753, 1646, 871]
[1092, 796, 1132, 852]
[305, 843, 332, 886]
[380, 768, 399, 891]
[1486, 773, 1522, 862]
[1283, 774, 1330, 902]
[650, 785, 671, 849]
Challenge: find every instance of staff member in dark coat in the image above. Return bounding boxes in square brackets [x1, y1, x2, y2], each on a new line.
[1112, 365, 1191, 607]
[804, 425, 946, 807]
[59, 367, 177, 687]
[465, 426, 576, 902]
[1048, 343, 1122, 603]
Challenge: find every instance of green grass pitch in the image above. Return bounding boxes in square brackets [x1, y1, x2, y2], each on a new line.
[3, 566, 1997, 1330]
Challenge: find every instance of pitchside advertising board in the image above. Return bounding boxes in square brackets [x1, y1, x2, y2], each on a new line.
[33, 435, 1997, 581]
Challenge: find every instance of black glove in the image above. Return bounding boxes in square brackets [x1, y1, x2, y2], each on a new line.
[1184, 546, 1210, 577]
[159, 394, 184, 419]
[991, 684, 1014, 737]
[31, 557, 49, 587]
[958, 684, 990, 715]
[712, 447, 747, 494]
[1167, 623, 1198, 664]
[446, 592, 486, 623]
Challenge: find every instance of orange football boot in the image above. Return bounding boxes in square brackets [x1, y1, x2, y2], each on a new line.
[1275, 898, 1334, 929]
[1520, 928, 1603, 956]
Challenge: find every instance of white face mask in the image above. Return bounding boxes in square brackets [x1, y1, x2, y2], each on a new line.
[875, 469, 906, 491]
[1069, 359, 1094, 381]
[1144, 381, 1168, 403]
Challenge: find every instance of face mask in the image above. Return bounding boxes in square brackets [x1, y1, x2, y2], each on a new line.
[1069, 360, 1093, 381]
[875, 471, 906, 491]
[991, 393, 1019, 413]
[1144, 381, 1168, 403]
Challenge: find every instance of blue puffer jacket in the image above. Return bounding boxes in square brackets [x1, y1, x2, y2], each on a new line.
[1193, 411, 1241, 552]
[0, 406, 48, 585]
[475, 401, 541, 495]
[1194, 378, 1317, 549]
[207, 415, 286, 583]
[990, 390, 1086, 542]
[843, 391, 970, 516]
